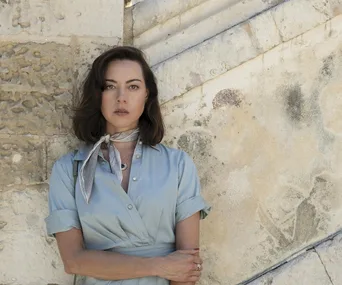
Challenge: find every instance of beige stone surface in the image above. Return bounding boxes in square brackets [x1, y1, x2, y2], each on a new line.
[72, 38, 118, 89]
[0, 41, 73, 91]
[0, 39, 116, 93]
[0, 135, 46, 186]
[273, 0, 342, 42]
[162, 14, 342, 284]
[46, 136, 81, 177]
[138, 0, 285, 66]
[132, 0, 208, 36]
[0, 0, 123, 38]
[244, 232, 342, 284]
[247, 251, 332, 285]
[124, 5, 133, 45]
[316, 233, 342, 284]
[152, 0, 342, 103]
[0, 186, 71, 284]
[0, 90, 72, 135]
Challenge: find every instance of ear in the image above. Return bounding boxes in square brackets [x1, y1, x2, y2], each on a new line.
[145, 90, 149, 101]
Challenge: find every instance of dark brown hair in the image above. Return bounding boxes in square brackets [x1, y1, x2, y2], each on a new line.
[72, 46, 164, 145]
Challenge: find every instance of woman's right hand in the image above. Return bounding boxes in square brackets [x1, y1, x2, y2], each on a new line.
[154, 249, 203, 282]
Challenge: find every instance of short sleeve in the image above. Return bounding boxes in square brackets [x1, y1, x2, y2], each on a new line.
[45, 154, 81, 237]
[176, 151, 211, 223]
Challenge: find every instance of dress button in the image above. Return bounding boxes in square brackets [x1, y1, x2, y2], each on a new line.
[132, 177, 137, 181]
[127, 204, 133, 210]
[136, 154, 141, 159]
[139, 141, 142, 145]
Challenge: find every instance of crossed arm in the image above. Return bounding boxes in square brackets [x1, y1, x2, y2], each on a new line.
[55, 212, 201, 283]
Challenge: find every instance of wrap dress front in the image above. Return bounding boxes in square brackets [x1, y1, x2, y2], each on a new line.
[45, 142, 211, 285]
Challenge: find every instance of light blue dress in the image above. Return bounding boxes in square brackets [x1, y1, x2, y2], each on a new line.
[45, 142, 210, 285]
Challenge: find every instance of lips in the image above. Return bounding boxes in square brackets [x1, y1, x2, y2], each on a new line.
[114, 108, 129, 115]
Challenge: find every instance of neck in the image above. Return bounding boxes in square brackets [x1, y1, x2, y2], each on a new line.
[106, 124, 138, 135]
[113, 140, 137, 152]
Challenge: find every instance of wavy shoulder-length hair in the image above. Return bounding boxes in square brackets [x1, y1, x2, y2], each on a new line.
[72, 46, 164, 145]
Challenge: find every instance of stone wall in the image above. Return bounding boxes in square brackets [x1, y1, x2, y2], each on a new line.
[0, 1, 123, 284]
[132, 0, 342, 284]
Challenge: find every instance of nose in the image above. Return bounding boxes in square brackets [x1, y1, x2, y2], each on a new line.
[117, 87, 127, 103]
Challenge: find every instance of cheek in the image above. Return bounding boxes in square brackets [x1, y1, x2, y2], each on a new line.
[101, 94, 114, 115]
[134, 96, 147, 115]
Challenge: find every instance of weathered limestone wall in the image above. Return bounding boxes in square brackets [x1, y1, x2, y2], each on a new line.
[0, 1, 123, 284]
[248, 231, 342, 284]
[132, 0, 342, 284]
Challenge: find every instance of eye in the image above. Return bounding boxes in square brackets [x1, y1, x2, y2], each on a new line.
[129, 85, 139, 90]
[104, 85, 116, 90]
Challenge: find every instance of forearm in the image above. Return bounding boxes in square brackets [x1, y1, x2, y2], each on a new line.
[66, 249, 161, 280]
[172, 212, 201, 285]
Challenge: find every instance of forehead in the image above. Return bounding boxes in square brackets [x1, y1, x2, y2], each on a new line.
[105, 60, 144, 79]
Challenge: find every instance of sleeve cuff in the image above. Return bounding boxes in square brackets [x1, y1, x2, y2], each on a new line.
[176, 195, 211, 223]
[45, 209, 81, 237]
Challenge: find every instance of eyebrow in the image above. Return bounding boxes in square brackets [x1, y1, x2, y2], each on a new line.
[105, 79, 142, 84]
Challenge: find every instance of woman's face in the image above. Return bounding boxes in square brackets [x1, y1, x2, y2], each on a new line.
[101, 60, 148, 134]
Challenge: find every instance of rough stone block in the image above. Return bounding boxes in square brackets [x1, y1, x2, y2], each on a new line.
[0, 136, 45, 186]
[46, 136, 81, 178]
[0, 41, 73, 90]
[0, 90, 72, 135]
[0, 0, 123, 38]
[0, 188, 71, 284]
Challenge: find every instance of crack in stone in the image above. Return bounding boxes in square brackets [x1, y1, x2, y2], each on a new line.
[132, 4, 136, 38]
[314, 248, 335, 285]
[270, 11, 284, 42]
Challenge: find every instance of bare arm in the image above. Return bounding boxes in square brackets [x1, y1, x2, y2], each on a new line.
[56, 228, 201, 282]
[56, 228, 157, 280]
[171, 212, 201, 285]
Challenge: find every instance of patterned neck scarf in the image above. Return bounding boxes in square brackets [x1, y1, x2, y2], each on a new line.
[79, 128, 140, 203]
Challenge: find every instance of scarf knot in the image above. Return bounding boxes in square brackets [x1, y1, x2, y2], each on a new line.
[78, 128, 139, 203]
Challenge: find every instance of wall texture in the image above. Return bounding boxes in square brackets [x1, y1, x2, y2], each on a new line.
[132, 0, 342, 284]
[2, 0, 342, 284]
[0, 1, 123, 284]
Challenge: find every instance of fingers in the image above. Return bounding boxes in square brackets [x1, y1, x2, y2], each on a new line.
[190, 271, 201, 277]
[166, 249, 204, 283]
[192, 255, 203, 264]
[187, 274, 201, 282]
[191, 262, 203, 271]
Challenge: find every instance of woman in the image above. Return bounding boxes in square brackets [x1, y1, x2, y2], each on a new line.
[45, 46, 211, 285]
